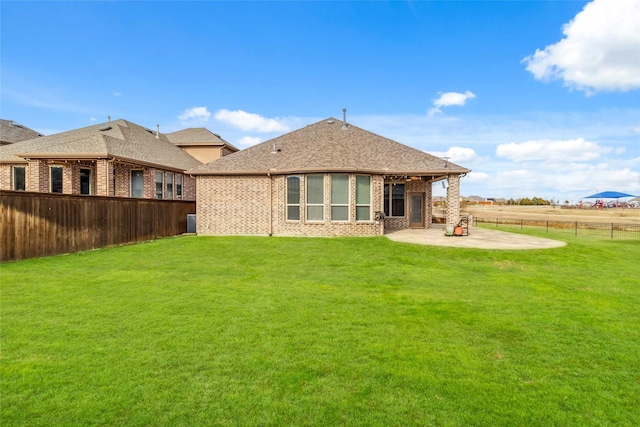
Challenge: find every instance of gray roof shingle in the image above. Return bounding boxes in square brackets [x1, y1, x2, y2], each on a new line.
[188, 118, 470, 176]
[0, 119, 201, 171]
[0, 119, 43, 144]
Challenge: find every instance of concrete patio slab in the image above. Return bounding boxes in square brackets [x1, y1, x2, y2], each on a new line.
[385, 225, 566, 250]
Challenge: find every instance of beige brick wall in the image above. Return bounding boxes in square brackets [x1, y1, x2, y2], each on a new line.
[196, 175, 271, 235]
[196, 173, 386, 237]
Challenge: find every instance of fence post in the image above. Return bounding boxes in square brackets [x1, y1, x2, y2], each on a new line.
[521, 219, 523, 229]
[546, 220, 549, 233]
[611, 223, 614, 239]
[575, 221, 578, 237]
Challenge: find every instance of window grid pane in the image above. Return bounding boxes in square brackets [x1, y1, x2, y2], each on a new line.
[155, 171, 164, 199]
[306, 174, 324, 221]
[356, 176, 371, 221]
[287, 176, 301, 221]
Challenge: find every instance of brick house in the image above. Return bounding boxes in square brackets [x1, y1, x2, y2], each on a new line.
[0, 119, 43, 146]
[0, 119, 210, 200]
[188, 117, 470, 236]
[165, 128, 238, 164]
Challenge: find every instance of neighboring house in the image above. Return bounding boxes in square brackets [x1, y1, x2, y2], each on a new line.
[0, 119, 43, 146]
[0, 119, 202, 200]
[165, 128, 238, 164]
[188, 117, 470, 237]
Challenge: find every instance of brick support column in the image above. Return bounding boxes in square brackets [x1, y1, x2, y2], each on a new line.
[445, 174, 461, 226]
[95, 159, 112, 196]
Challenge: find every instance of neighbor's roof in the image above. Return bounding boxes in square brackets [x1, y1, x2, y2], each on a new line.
[165, 128, 239, 151]
[0, 119, 201, 171]
[0, 119, 44, 144]
[188, 118, 470, 176]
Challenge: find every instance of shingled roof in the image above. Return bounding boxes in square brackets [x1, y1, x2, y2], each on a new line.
[188, 118, 470, 176]
[0, 119, 201, 171]
[165, 128, 239, 151]
[0, 119, 43, 145]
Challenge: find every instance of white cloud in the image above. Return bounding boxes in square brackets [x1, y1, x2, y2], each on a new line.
[496, 138, 612, 162]
[428, 91, 476, 116]
[214, 109, 289, 133]
[89, 117, 97, 122]
[237, 136, 262, 147]
[178, 106, 211, 121]
[429, 147, 480, 164]
[523, 0, 640, 93]
[113, 91, 122, 97]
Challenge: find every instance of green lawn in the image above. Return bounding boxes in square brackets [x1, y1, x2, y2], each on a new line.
[2, 231, 639, 426]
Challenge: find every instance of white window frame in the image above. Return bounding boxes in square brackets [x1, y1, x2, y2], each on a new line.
[131, 170, 144, 198]
[286, 175, 301, 221]
[155, 171, 164, 199]
[166, 172, 174, 199]
[355, 175, 371, 221]
[176, 174, 183, 200]
[306, 174, 324, 222]
[331, 174, 350, 222]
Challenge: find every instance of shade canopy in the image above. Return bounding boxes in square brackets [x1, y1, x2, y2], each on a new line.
[584, 191, 636, 199]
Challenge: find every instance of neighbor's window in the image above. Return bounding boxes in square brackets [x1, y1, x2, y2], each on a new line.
[166, 173, 174, 199]
[331, 174, 349, 221]
[176, 174, 183, 200]
[155, 171, 164, 199]
[131, 170, 144, 198]
[80, 168, 92, 195]
[384, 183, 405, 217]
[13, 166, 25, 191]
[306, 174, 324, 221]
[50, 166, 63, 193]
[286, 175, 300, 221]
[356, 175, 371, 221]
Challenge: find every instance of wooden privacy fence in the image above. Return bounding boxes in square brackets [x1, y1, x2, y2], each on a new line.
[1, 190, 196, 262]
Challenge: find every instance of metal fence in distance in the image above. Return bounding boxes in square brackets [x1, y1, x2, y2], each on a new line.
[473, 217, 640, 240]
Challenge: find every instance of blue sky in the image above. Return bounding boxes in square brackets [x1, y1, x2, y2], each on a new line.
[2, 0, 639, 202]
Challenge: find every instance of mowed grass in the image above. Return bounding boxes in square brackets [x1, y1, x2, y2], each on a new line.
[1, 231, 639, 426]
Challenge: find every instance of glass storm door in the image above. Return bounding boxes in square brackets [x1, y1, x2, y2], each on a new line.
[410, 193, 424, 228]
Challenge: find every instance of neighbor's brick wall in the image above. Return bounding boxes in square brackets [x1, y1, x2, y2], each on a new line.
[196, 175, 271, 235]
[0, 164, 14, 189]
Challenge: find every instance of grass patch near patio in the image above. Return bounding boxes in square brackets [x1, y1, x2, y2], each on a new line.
[2, 232, 639, 425]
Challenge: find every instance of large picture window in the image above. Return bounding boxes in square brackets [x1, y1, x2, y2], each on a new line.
[286, 175, 300, 221]
[331, 174, 349, 221]
[13, 166, 25, 191]
[131, 170, 144, 198]
[384, 183, 405, 217]
[50, 166, 63, 193]
[356, 175, 371, 221]
[155, 171, 164, 199]
[306, 174, 324, 221]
